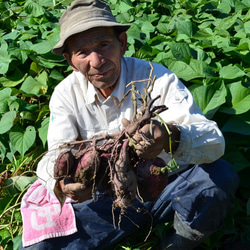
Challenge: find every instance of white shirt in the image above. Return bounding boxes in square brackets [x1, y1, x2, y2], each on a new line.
[37, 57, 225, 194]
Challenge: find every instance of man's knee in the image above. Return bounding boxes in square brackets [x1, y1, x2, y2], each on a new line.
[201, 159, 239, 196]
[171, 159, 239, 232]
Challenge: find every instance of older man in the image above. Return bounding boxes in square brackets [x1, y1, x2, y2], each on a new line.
[20, 1, 239, 249]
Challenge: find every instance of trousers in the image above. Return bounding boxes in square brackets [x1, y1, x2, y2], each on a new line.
[20, 159, 239, 249]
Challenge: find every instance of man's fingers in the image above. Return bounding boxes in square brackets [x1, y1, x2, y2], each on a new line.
[65, 182, 86, 192]
[64, 183, 93, 203]
[122, 118, 130, 127]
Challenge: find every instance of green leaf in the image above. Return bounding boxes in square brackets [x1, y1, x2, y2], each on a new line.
[20, 76, 48, 96]
[0, 111, 16, 134]
[126, 24, 143, 43]
[221, 114, 250, 135]
[219, 65, 245, 79]
[168, 42, 191, 61]
[218, 0, 232, 13]
[6, 140, 17, 163]
[0, 194, 18, 213]
[30, 61, 43, 74]
[164, 60, 194, 81]
[166, 158, 179, 173]
[29, 54, 67, 69]
[38, 117, 49, 147]
[244, 20, 250, 34]
[141, 20, 155, 38]
[163, 58, 205, 81]
[0, 227, 11, 246]
[24, 0, 45, 17]
[20, 111, 36, 122]
[49, 69, 65, 81]
[247, 199, 250, 217]
[30, 38, 60, 55]
[6, 176, 37, 193]
[189, 81, 227, 119]
[0, 73, 26, 88]
[0, 135, 7, 161]
[9, 126, 36, 157]
[235, 0, 250, 12]
[157, 22, 169, 34]
[36, 70, 48, 84]
[38, 0, 56, 8]
[13, 235, 22, 250]
[0, 88, 12, 113]
[2, 30, 19, 41]
[0, 40, 12, 75]
[177, 18, 193, 38]
[220, 82, 250, 114]
[223, 150, 250, 172]
[0, 87, 12, 100]
[188, 59, 206, 77]
[36, 104, 50, 122]
[118, 2, 133, 13]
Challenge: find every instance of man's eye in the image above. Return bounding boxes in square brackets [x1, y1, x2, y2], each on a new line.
[76, 50, 87, 57]
[79, 50, 87, 55]
[100, 42, 109, 48]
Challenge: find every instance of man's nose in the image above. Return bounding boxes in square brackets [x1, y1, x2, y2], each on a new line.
[89, 51, 104, 68]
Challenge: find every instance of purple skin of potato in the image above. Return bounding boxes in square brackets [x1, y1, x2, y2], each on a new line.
[54, 150, 75, 179]
[136, 157, 168, 202]
[74, 146, 100, 186]
[113, 169, 137, 208]
[112, 139, 137, 208]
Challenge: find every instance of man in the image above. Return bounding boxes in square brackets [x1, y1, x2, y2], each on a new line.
[20, 0, 239, 249]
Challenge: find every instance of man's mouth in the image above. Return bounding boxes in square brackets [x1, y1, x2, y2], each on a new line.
[89, 67, 112, 79]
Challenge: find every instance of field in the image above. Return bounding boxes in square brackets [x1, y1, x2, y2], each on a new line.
[0, 0, 250, 249]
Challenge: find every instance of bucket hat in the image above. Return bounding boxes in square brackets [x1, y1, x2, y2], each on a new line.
[52, 0, 130, 55]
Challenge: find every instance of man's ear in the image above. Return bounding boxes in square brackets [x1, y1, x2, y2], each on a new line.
[63, 52, 79, 72]
[118, 32, 127, 56]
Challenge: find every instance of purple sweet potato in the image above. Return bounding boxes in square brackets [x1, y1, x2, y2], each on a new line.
[112, 139, 137, 208]
[74, 145, 100, 186]
[54, 150, 75, 179]
[136, 157, 168, 202]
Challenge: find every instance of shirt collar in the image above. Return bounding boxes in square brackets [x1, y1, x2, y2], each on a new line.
[85, 82, 98, 104]
[111, 57, 127, 102]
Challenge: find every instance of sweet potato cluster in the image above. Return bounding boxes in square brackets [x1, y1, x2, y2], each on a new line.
[54, 96, 169, 211]
[54, 137, 168, 207]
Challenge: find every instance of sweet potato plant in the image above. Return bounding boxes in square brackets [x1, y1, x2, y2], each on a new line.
[0, 0, 250, 249]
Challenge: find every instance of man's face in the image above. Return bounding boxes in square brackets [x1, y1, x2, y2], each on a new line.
[64, 27, 127, 97]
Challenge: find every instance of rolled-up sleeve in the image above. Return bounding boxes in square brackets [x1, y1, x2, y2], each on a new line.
[152, 69, 225, 165]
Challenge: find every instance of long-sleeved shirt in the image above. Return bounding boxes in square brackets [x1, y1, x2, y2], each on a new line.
[37, 57, 225, 194]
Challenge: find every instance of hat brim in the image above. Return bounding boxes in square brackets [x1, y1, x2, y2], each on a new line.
[52, 22, 130, 56]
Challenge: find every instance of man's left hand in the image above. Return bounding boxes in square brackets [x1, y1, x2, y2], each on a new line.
[127, 120, 180, 159]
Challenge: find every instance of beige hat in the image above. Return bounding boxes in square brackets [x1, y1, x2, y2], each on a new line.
[52, 0, 130, 55]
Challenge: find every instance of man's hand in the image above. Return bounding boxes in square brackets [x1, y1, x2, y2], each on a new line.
[57, 177, 93, 203]
[123, 119, 180, 159]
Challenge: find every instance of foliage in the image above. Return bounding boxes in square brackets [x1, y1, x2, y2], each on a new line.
[0, 0, 249, 249]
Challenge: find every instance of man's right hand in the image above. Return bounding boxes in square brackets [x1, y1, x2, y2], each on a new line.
[56, 177, 93, 203]
[54, 177, 92, 207]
